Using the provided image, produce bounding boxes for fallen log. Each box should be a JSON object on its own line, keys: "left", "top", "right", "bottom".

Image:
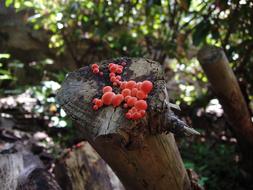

{"left": 57, "top": 57, "right": 196, "bottom": 190}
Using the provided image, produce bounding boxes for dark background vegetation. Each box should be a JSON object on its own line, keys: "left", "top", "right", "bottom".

{"left": 0, "top": 0, "right": 253, "bottom": 189}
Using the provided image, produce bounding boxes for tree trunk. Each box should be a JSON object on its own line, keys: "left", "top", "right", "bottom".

{"left": 57, "top": 58, "right": 191, "bottom": 190}
{"left": 197, "top": 46, "right": 253, "bottom": 179}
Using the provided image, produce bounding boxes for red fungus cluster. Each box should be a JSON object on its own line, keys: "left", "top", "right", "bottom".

{"left": 91, "top": 61, "right": 153, "bottom": 120}
{"left": 91, "top": 63, "right": 103, "bottom": 76}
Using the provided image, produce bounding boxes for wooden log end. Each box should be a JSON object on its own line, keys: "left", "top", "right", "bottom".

{"left": 197, "top": 45, "right": 225, "bottom": 66}
{"left": 56, "top": 57, "right": 167, "bottom": 148}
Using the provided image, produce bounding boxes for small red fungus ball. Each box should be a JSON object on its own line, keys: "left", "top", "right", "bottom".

{"left": 124, "top": 95, "right": 131, "bottom": 101}
{"left": 116, "top": 68, "right": 123, "bottom": 74}
{"left": 134, "top": 100, "right": 148, "bottom": 110}
{"left": 132, "top": 112, "right": 141, "bottom": 120}
{"left": 99, "top": 72, "right": 103, "bottom": 76}
{"left": 136, "top": 90, "right": 147, "bottom": 100}
{"left": 131, "top": 88, "right": 138, "bottom": 97}
{"left": 113, "top": 82, "right": 118, "bottom": 86}
{"left": 110, "top": 65, "right": 118, "bottom": 73}
{"left": 125, "top": 80, "right": 136, "bottom": 89}
{"left": 139, "top": 110, "right": 146, "bottom": 117}
{"left": 127, "top": 108, "right": 133, "bottom": 114}
{"left": 103, "top": 86, "right": 112, "bottom": 93}
{"left": 112, "top": 94, "right": 124, "bottom": 107}
{"left": 93, "top": 68, "right": 99, "bottom": 74}
{"left": 109, "top": 73, "right": 115, "bottom": 77}
{"left": 121, "top": 62, "right": 126, "bottom": 66}
{"left": 75, "top": 142, "right": 84, "bottom": 149}
{"left": 123, "top": 103, "right": 128, "bottom": 108}
{"left": 136, "top": 82, "right": 142, "bottom": 90}
{"left": 127, "top": 97, "right": 137, "bottom": 107}
{"left": 102, "top": 92, "right": 115, "bottom": 105}
{"left": 116, "top": 75, "right": 121, "bottom": 80}
{"left": 95, "top": 99, "right": 103, "bottom": 107}
{"left": 120, "top": 82, "right": 127, "bottom": 89}
{"left": 93, "top": 105, "right": 98, "bottom": 110}
{"left": 92, "top": 98, "right": 99, "bottom": 104}
{"left": 110, "top": 76, "right": 117, "bottom": 82}
{"left": 131, "top": 107, "right": 137, "bottom": 113}
{"left": 108, "top": 63, "right": 114, "bottom": 68}
{"left": 141, "top": 80, "right": 153, "bottom": 94}
{"left": 126, "top": 112, "right": 132, "bottom": 119}
{"left": 91, "top": 64, "right": 99, "bottom": 69}
{"left": 121, "top": 89, "right": 131, "bottom": 97}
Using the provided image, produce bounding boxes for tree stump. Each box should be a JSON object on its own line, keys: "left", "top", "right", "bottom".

{"left": 57, "top": 58, "right": 191, "bottom": 190}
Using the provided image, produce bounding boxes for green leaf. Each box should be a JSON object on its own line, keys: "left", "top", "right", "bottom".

{"left": 0, "top": 75, "right": 12, "bottom": 80}
{"left": 0, "top": 53, "right": 10, "bottom": 59}
{"left": 184, "top": 161, "right": 195, "bottom": 169}
{"left": 0, "top": 69, "right": 13, "bottom": 80}
{"left": 0, "top": 69, "right": 11, "bottom": 75}
{"left": 24, "top": 1, "right": 34, "bottom": 7}
{"left": 5, "top": 0, "right": 13, "bottom": 7}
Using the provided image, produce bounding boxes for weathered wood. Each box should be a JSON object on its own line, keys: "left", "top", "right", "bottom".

{"left": 54, "top": 141, "right": 124, "bottom": 190}
{"left": 0, "top": 146, "right": 61, "bottom": 190}
{"left": 57, "top": 58, "right": 191, "bottom": 190}
{"left": 0, "top": 152, "right": 24, "bottom": 190}
{"left": 197, "top": 46, "right": 253, "bottom": 176}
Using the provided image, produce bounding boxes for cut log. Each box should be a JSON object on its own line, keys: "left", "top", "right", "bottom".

{"left": 57, "top": 58, "right": 192, "bottom": 190}
{"left": 197, "top": 46, "right": 253, "bottom": 177}
{"left": 0, "top": 152, "right": 24, "bottom": 190}
{"left": 54, "top": 141, "right": 124, "bottom": 190}
{"left": 0, "top": 145, "right": 61, "bottom": 190}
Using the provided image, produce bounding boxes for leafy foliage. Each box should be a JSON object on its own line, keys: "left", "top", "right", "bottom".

{"left": 182, "top": 142, "right": 242, "bottom": 189}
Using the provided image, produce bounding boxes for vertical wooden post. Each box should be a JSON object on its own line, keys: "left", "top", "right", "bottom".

{"left": 197, "top": 46, "right": 253, "bottom": 175}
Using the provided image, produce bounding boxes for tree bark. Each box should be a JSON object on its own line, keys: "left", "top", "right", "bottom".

{"left": 57, "top": 58, "right": 191, "bottom": 190}
{"left": 197, "top": 46, "right": 253, "bottom": 177}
